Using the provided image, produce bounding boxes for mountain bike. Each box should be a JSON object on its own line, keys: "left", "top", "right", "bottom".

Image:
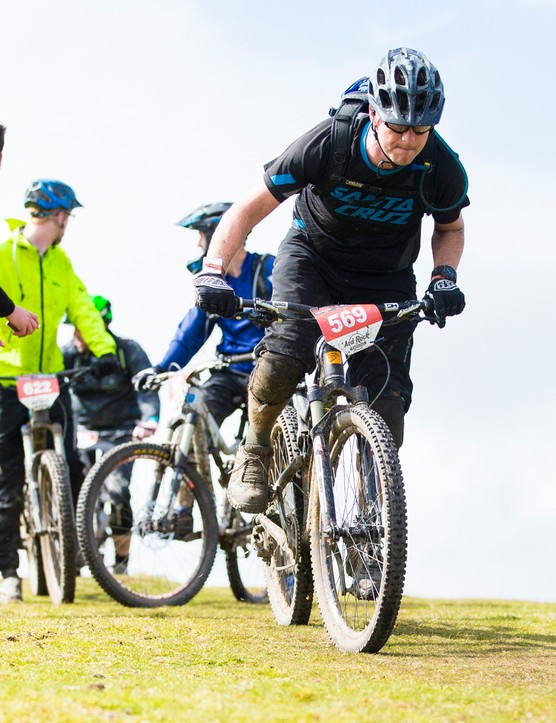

{"left": 76, "top": 352, "right": 268, "bottom": 607}
{"left": 0, "top": 369, "right": 87, "bottom": 604}
{"left": 238, "top": 296, "right": 434, "bottom": 653}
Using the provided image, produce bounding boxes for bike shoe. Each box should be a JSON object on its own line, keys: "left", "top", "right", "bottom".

{"left": 227, "top": 442, "right": 272, "bottom": 513}
{"left": 0, "top": 575, "right": 23, "bottom": 604}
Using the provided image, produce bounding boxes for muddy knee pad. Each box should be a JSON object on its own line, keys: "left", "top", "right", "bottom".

{"left": 249, "top": 352, "right": 305, "bottom": 406}
{"left": 372, "top": 395, "right": 405, "bottom": 449}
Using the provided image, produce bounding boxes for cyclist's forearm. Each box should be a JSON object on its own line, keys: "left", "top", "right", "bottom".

{"left": 206, "top": 181, "right": 280, "bottom": 272}
{"left": 431, "top": 215, "right": 465, "bottom": 270}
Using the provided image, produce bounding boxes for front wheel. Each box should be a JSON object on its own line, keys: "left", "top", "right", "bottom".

{"left": 38, "top": 451, "right": 77, "bottom": 604}
{"left": 310, "top": 405, "right": 407, "bottom": 653}
{"left": 21, "top": 485, "right": 47, "bottom": 596}
{"left": 76, "top": 442, "right": 218, "bottom": 608}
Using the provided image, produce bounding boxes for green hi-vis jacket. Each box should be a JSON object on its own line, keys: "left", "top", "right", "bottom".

{"left": 0, "top": 219, "right": 116, "bottom": 382}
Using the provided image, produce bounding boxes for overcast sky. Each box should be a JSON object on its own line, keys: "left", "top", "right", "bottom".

{"left": 1, "top": 0, "right": 554, "bottom": 603}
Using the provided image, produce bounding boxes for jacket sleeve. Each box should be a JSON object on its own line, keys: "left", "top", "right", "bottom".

{"left": 64, "top": 268, "right": 116, "bottom": 357}
{"left": 120, "top": 337, "right": 160, "bottom": 422}
{"left": 0, "top": 286, "right": 15, "bottom": 317}
{"left": 158, "top": 306, "right": 215, "bottom": 371}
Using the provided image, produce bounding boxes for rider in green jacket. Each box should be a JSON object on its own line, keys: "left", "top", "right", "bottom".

{"left": 0, "top": 180, "right": 118, "bottom": 603}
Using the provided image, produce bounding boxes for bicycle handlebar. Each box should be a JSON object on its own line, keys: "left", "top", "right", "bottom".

{"left": 0, "top": 366, "right": 93, "bottom": 384}
{"left": 145, "top": 351, "right": 257, "bottom": 391}
{"left": 235, "top": 297, "right": 434, "bottom": 324}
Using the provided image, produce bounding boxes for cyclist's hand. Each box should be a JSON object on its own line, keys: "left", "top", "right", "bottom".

{"left": 426, "top": 278, "right": 466, "bottom": 328}
{"left": 93, "top": 353, "right": 121, "bottom": 377}
{"left": 132, "top": 419, "right": 158, "bottom": 440}
{"left": 6, "top": 306, "right": 40, "bottom": 337}
{"left": 194, "top": 272, "right": 238, "bottom": 318}
{"left": 132, "top": 366, "right": 162, "bottom": 392}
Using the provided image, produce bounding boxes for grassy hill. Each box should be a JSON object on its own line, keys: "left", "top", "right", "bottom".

{"left": 0, "top": 580, "right": 554, "bottom": 722}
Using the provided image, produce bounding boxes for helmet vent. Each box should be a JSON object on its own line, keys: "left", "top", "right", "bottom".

{"left": 417, "top": 67, "right": 428, "bottom": 87}
{"left": 377, "top": 69, "right": 386, "bottom": 85}
{"left": 396, "top": 89, "right": 409, "bottom": 112}
{"left": 379, "top": 89, "right": 392, "bottom": 108}
{"left": 394, "top": 66, "right": 407, "bottom": 86}
{"left": 434, "top": 71, "right": 441, "bottom": 88}
{"left": 430, "top": 91, "right": 441, "bottom": 110}
{"left": 415, "top": 91, "right": 427, "bottom": 114}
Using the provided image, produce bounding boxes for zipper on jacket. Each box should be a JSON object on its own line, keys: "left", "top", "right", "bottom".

{"left": 39, "top": 255, "right": 45, "bottom": 372}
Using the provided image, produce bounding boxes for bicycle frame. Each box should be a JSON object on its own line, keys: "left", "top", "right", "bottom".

{"left": 146, "top": 353, "right": 253, "bottom": 531}
{"left": 244, "top": 296, "right": 430, "bottom": 549}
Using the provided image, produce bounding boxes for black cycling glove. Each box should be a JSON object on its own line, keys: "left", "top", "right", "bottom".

{"left": 194, "top": 272, "right": 238, "bottom": 318}
{"left": 93, "top": 353, "right": 121, "bottom": 377}
{"left": 132, "top": 366, "right": 163, "bottom": 392}
{"left": 426, "top": 278, "right": 466, "bottom": 328}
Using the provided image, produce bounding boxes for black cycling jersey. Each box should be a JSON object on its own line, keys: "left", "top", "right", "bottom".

{"left": 263, "top": 115, "right": 469, "bottom": 275}
{"left": 0, "top": 286, "right": 15, "bottom": 317}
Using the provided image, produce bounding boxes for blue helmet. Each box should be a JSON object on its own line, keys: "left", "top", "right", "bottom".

{"left": 24, "top": 179, "right": 83, "bottom": 217}
{"left": 177, "top": 202, "right": 232, "bottom": 238}
{"left": 368, "top": 48, "right": 445, "bottom": 127}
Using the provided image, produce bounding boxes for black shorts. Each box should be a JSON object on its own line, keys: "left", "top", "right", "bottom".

{"left": 201, "top": 369, "right": 250, "bottom": 427}
{"left": 261, "top": 229, "right": 418, "bottom": 409}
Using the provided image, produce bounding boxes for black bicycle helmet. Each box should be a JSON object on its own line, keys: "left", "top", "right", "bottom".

{"left": 368, "top": 47, "right": 445, "bottom": 127}
{"left": 24, "top": 179, "right": 83, "bottom": 218}
{"left": 177, "top": 202, "right": 232, "bottom": 239}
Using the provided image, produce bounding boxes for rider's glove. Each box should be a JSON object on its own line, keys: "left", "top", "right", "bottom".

{"left": 426, "top": 278, "right": 466, "bottom": 328}
{"left": 194, "top": 271, "right": 238, "bottom": 318}
{"left": 93, "top": 353, "right": 121, "bottom": 378}
{"left": 132, "top": 366, "right": 163, "bottom": 392}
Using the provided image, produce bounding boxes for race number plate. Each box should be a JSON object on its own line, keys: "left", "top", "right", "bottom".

{"left": 311, "top": 304, "right": 383, "bottom": 356}
{"left": 16, "top": 375, "right": 60, "bottom": 411}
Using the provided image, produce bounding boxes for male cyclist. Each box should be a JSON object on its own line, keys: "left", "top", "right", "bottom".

{"left": 194, "top": 48, "right": 469, "bottom": 515}
{"left": 134, "top": 202, "right": 274, "bottom": 428}
{"left": 62, "top": 295, "right": 160, "bottom": 572}
{"left": 0, "top": 180, "right": 119, "bottom": 603}
{"left": 0, "top": 125, "right": 40, "bottom": 344}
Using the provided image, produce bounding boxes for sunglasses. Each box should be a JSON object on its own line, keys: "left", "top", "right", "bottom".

{"left": 385, "top": 122, "right": 433, "bottom": 136}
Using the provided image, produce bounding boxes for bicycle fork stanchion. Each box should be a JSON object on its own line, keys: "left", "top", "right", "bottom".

{"left": 21, "top": 426, "right": 43, "bottom": 534}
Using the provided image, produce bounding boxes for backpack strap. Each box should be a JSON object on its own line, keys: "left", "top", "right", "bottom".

{"left": 328, "top": 94, "right": 368, "bottom": 184}
{"left": 251, "top": 253, "right": 272, "bottom": 300}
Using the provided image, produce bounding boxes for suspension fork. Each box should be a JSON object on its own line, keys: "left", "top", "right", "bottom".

{"left": 21, "top": 424, "right": 43, "bottom": 534}
{"left": 307, "top": 340, "right": 348, "bottom": 540}
{"left": 151, "top": 413, "right": 197, "bottom": 525}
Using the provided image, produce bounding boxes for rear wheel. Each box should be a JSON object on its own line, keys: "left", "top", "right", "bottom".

{"left": 76, "top": 442, "right": 218, "bottom": 607}
{"left": 310, "top": 405, "right": 407, "bottom": 653}
{"left": 265, "top": 406, "right": 313, "bottom": 625}
{"left": 38, "top": 451, "right": 77, "bottom": 604}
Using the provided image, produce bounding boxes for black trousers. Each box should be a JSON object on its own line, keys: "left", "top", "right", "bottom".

{"left": 201, "top": 369, "right": 250, "bottom": 427}
{"left": 0, "top": 386, "right": 84, "bottom": 575}
{"left": 261, "top": 232, "right": 417, "bottom": 411}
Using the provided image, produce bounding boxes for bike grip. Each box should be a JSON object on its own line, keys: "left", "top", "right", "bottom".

{"left": 422, "top": 296, "right": 434, "bottom": 313}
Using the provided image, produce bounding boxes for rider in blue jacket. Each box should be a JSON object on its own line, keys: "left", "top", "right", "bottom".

{"left": 134, "top": 202, "right": 274, "bottom": 426}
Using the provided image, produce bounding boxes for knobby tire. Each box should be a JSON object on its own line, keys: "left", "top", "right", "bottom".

{"left": 310, "top": 405, "right": 407, "bottom": 653}
{"left": 38, "top": 450, "right": 77, "bottom": 604}
{"left": 265, "top": 405, "right": 313, "bottom": 625}
{"left": 76, "top": 441, "right": 218, "bottom": 608}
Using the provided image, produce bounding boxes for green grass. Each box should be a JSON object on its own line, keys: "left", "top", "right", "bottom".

{"left": 0, "top": 580, "right": 555, "bottom": 722}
